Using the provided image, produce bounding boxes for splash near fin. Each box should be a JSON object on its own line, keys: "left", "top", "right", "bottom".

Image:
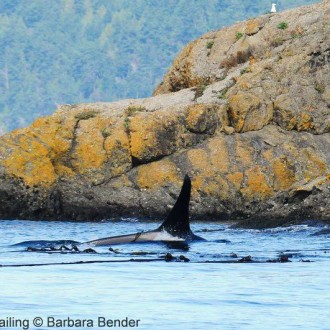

{"left": 158, "top": 175, "right": 193, "bottom": 239}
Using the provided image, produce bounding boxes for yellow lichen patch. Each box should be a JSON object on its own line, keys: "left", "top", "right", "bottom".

{"left": 136, "top": 159, "right": 180, "bottom": 189}
{"left": 129, "top": 110, "right": 182, "bottom": 163}
{"left": 208, "top": 137, "right": 229, "bottom": 172}
{"left": 249, "top": 56, "right": 256, "bottom": 65}
{"left": 228, "top": 91, "right": 261, "bottom": 132}
{"left": 71, "top": 116, "right": 107, "bottom": 174}
{"left": 129, "top": 112, "right": 158, "bottom": 160}
{"left": 2, "top": 138, "right": 56, "bottom": 186}
{"left": 302, "top": 148, "right": 327, "bottom": 180}
{"left": 109, "top": 175, "right": 132, "bottom": 189}
{"left": 55, "top": 115, "right": 80, "bottom": 141}
{"left": 31, "top": 115, "right": 74, "bottom": 150}
{"left": 241, "top": 166, "right": 273, "bottom": 199}
{"left": 191, "top": 175, "right": 205, "bottom": 193}
{"left": 236, "top": 78, "right": 252, "bottom": 90}
{"left": 204, "top": 181, "right": 219, "bottom": 196}
{"left": 104, "top": 126, "right": 131, "bottom": 173}
{"left": 192, "top": 174, "right": 229, "bottom": 199}
{"left": 235, "top": 137, "right": 253, "bottom": 167}
{"left": 185, "top": 104, "right": 219, "bottom": 133}
{"left": 282, "top": 142, "right": 299, "bottom": 158}
{"left": 272, "top": 157, "right": 296, "bottom": 191}
{"left": 227, "top": 172, "right": 244, "bottom": 190}
{"left": 0, "top": 113, "right": 83, "bottom": 186}
{"left": 217, "top": 176, "right": 230, "bottom": 199}
{"left": 186, "top": 148, "right": 214, "bottom": 191}
{"left": 244, "top": 18, "right": 262, "bottom": 35}
{"left": 296, "top": 112, "right": 312, "bottom": 131}
{"left": 263, "top": 149, "right": 273, "bottom": 162}
{"left": 185, "top": 104, "right": 208, "bottom": 131}
{"left": 53, "top": 164, "right": 75, "bottom": 177}
{"left": 204, "top": 176, "right": 229, "bottom": 198}
{"left": 187, "top": 148, "right": 208, "bottom": 168}
{"left": 186, "top": 145, "right": 230, "bottom": 198}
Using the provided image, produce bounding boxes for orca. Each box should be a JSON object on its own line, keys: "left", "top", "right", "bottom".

{"left": 87, "top": 175, "right": 205, "bottom": 246}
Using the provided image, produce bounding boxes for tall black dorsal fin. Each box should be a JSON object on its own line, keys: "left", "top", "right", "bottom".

{"left": 158, "top": 175, "right": 192, "bottom": 238}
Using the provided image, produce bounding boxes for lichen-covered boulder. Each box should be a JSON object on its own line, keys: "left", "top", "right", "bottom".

{"left": 0, "top": 0, "right": 329, "bottom": 227}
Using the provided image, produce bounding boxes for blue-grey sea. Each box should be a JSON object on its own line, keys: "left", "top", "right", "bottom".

{"left": 0, "top": 219, "right": 330, "bottom": 330}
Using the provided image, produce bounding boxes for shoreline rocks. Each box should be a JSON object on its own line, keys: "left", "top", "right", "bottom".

{"left": 0, "top": 1, "right": 329, "bottom": 228}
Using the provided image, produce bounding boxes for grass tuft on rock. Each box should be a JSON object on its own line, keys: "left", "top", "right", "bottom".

{"left": 75, "top": 110, "right": 98, "bottom": 120}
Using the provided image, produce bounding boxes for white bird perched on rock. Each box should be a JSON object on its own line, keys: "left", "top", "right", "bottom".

{"left": 271, "top": 3, "right": 277, "bottom": 13}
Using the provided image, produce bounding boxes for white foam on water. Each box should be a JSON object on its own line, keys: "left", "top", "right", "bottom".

{"left": 153, "top": 230, "right": 185, "bottom": 241}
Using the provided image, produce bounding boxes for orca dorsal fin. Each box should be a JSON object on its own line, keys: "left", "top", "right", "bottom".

{"left": 158, "top": 175, "right": 192, "bottom": 238}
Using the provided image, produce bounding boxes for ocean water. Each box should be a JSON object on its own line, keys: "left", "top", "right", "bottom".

{"left": 0, "top": 219, "right": 330, "bottom": 330}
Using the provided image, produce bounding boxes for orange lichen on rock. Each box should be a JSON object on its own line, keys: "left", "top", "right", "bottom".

{"left": 187, "top": 148, "right": 209, "bottom": 170}
{"left": 104, "top": 125, "right": 131, "bottom": 175}
{"left": 129, "top": 109, "right": 182, "bottom": 163}
{"left": 136, "top": 159, "right": 181, "bottom": 189}
{"left": 71, "top": 116, "right": 107, "bottom": 174}
{"left": 108, "top": 175, "right": 132, "bottom": 189}
{"left": 186, "top": 148, "right": 215, "bottom": 192}
{"left": 241, "top": 166, "right": 273, "bottom": 199}
{"left": 243, "top": 18, "right": 264, "bottom": 35}
{"left": 272, "top": 157, "right": 296, "bottom": 191}
{"left": 2, "top": 134, "right": 57, "bottom": 186}
{"left": 227, "top": 172, "right": 244, "bottom": 190}
{"left": 185, "top": 104, "right": 219, "bottom": 134}
{"left": 1, "top": 114, "right": 81, "bottom": 186}
{"left": 208, "top": 137, "right": 230, "bottom": 172}
{"left": 263, "top": 149, "right": 273, "bottom": 162}
{"left": 30, "top": 116, "right": 74, "bottom": 155}
{"left": 228, "top": 91, "right": 261, "bottom": 132}
{"left": 282, "top": 142, "right": 299, "bottom": 159}
{"left": 186, "top": 140, "right": 231, "bottom": 199}
{"left": 296, "top": 112, "right": 313, "bottom": 131}
{"left": 205, "top": 176, "right": 229, "bottom": 198}
{"left": 235, "top": 137, "right": 253, "bottom": 168}
{"left": 302, "top": 148, "right": 327, "bottom": 180}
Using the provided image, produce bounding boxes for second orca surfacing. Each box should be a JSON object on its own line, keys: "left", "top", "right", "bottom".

{"left": 86, "top": 175, "right": 205, "bottom": 246}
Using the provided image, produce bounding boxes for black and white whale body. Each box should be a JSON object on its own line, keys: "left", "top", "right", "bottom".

{"left": 87, "top": 175, "right": 204, "bottom": 246}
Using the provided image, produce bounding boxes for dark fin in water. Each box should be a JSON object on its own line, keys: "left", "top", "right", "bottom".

{"left": 158, "top": 175, "right": 201, "bottom": 240}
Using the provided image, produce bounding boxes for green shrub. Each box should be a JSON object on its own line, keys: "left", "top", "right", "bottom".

{"left": 315, "top": 83, "right": 325, "bottom": 93}
{"left": 240, "top": 67, "right": 251, "bottom": 75}
{"left": 193, "top": 84, "right": 207, "bottom": 99}
{"left": 124, "top": 117, "right": 130, "bottom": 132}
{"left": 236, "top": 32, "right": 244, "bottom": 40}
{"left": 277, "top": 22, "right": 288, "bottom": 30}
{"left": 101, "top": 128, "right": 111, "bottom": 138}
{"left": 206, "top": 41, "right": 214, "bottom": 49}
{"left": 126, "top": 106, "right": 146, "bottom": 116}
{"left": 218, "top": 88, "right": 228, "bottom": 99}
{"left": 75, "top": 110, "right": 98, "bottom": 120}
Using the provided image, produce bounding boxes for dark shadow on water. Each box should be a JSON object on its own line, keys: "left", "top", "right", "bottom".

{"left": 213, "top": 239, "right": 231, "bottom": 243}
{"left": 163, "top": 241, "right": 190, "bottom": 250}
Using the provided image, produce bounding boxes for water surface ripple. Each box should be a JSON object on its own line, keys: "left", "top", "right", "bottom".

{"left": 1, "top": 220, "right": 330, "bottom": 330}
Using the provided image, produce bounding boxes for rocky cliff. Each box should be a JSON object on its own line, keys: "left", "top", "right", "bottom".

{"left": 0, "top": 0, "right": 329, "bottom": 227}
